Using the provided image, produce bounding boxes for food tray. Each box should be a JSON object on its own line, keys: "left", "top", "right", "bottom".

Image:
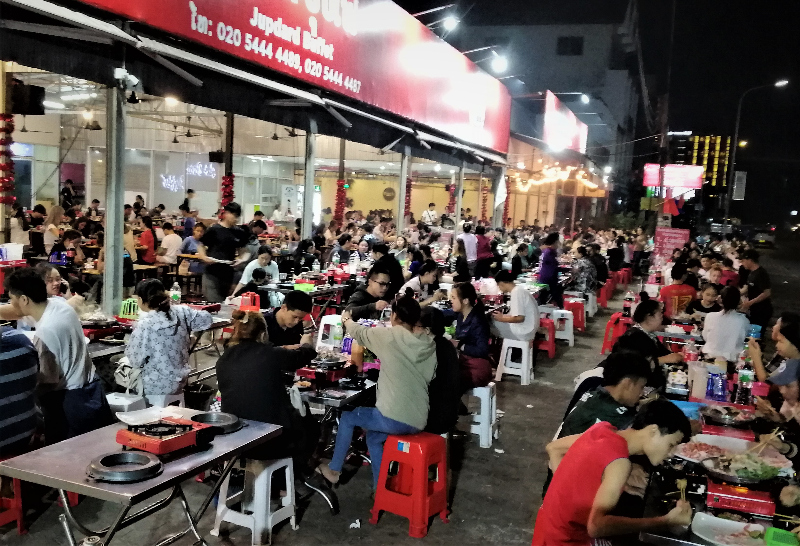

{"left": 691, "top": 512, "right": 765, "bottom": 546}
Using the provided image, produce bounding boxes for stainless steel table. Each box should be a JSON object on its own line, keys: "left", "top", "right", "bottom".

{"left": 301, "top": 382, "right": 376, "bottom": 408}
{"left": 188, "top": 316, "right": 233, "bottom": 356}
{"left": 0, "top": 420, "right": 281, "bottom": 546}
{"left": 88, "top": 341, "right": 126, "bottom": 360}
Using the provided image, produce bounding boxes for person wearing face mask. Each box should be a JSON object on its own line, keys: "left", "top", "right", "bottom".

{"left": 399, "top": 260, "right": 446, "bottom": 307}
{"left": 535, "top": 399, "right": 693, "bottom": 546}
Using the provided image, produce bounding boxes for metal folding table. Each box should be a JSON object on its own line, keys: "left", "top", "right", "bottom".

{"left": 0, "top": 420, "right": 281, "bottom": 546}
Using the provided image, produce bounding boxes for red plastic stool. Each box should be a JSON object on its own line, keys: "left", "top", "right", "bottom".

{"left": 621, "top": 267, "right": 633, "bottom": 285}
{"left": 600, "top": 312, "right": 634, "bottom": 354}
{"left": 564, "top": 299, "right": 585, "bottom": 332}
{"left": 534, "top": 317, "right": 557, "bottom": 359}
{"left": 0, "top": 476, "right": 24, "bottom": 534}
{"left": 370, "top": 432, "right": 449, "bottom": 538}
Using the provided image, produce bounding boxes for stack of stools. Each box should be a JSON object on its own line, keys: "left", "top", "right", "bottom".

{"left": 620, "top": 267, "right": 633, "bottom": 285}
{"left": 464, "top": 382, "right": 499, "bottom": 448}
{"left": 600, "top": 312, "right": 634, "bottom": 354}
{"left": 211, "top": 457, "right": 298, "bottom": 545}
{"left": 563, "top": 298, "right": 586, "bottom": 332}
{"left": 534, "top": 317, "right": 557, "bottom": 359}
{"left": 370, "top": 433, "right": 449, "bottom": 538}
{"left": 540, "top": 307, "right": 575, "bottom": 347}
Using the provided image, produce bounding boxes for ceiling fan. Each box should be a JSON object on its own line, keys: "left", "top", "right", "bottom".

{"left": 18, "top": 115, "right": 53, "bottom": 134}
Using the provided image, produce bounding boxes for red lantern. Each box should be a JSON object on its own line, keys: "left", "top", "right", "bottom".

{"left": 334, "top": 179, "right": 347, "bottom": 223}
{"left": 218, "top": 173, "right": 235, "bottom": 218}
{"left": 445, "top": 184, "right": 456, "bottom": 214}
{"left": 503, "top": 179, "right": 511, "bottom": 227}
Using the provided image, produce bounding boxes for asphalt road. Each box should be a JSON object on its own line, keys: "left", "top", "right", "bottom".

{"left": 761, "top": 242, "right": 800, "bottom": 319}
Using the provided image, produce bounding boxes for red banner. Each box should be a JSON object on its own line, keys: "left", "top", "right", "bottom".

{"left": 73, "top": 0, "right": 511, "bottom": 154}
{"left": 543, "top": 91, "right": 587, "bottom": 154}
{"left": 653, "top": 227, "right": 690, "bottom": 261}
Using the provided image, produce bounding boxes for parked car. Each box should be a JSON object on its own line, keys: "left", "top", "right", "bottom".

{"left": 752, "top": 225, "right": 776, "bottom": 248}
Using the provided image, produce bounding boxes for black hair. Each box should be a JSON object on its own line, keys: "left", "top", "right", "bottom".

{"left": 740, "top": 249, "right": 760, "bottom": 262}
{"left": 722, "top": 257, "right": 734, "bottom": 268}
{"left": 33, "top": 204, "right": 47, "bottom": 215}
{"left": 251, "top": 220, "right": 267, "bottom": 231}
{"left": 453, "top": 282, "right": 489, "bottom": 326}
{"left": 720, "top": 286, "right": 740, "bottom": 312}
{"left": 380, "top": 217, "right": 391, "bottom": 223}
{"left": 631, "top": 398, "right": 692, "bottom": 443}
{"left": 295, "top": 239, "right": 314, "bottom": 256}
{"left": 419, "top": 306, "right": 445, "bottom": 337}
{"left": 699, "top": 282, "right": 719, "bottom": 295}
{"left": 475, "top": 225, "right": 486, "bottom": 235}
{"left": 671, "top": 263, "right": 687, "bottom": 281}
{"left": 179, "top": 204, "right": 190, "bottom": 213}
{"left": 372, "top": 243, "right": 390, "bottom": 255}
{"left": 417, "top": 259, "right": 439, "bottom": 278}
{"left": 124, "top": 204, "right": 132, "bottom": 210}
{"left": 363, "top": 224, "right": 374, "bottom": 233}
{"left": 34, "top": 262, "right": 59, "bottom": 282}
{"left": 576, "top": 246, "right": 588, "bottom": 257}
{"left": 257, "top": 245, "right": 273, "bottom": 257}
{"left": 135, "top": 278, "right": 171, "bottom": 318}
{"left": 162, "top": 222, "right": 174, "bottom": 231}
{"left": 284, "top": 290, "right": 313, "bottom": 313}
{"left": 338, "top": 233, "right": 352, "bottom": 246}
{"left": 96, "top": 231, "right": 105, "bottom": 247}
{"left": 601, "top": 352, "right": 653, "bottom": 387}
{"left": 495, "top": 270, "right": 517, "bottom": 284}
{"left": 633, "top": 297, "right": 661, "bottom": 324}
{"left": 428, "top": 202, "right": 436, "bottom": 207}
{"left": 187, "top": 188, "right": 195, "bottom": 194}
{"left": 419, "top": 244, "right": 432, "bottom": 259}
{"left": 367, "top": 263, "right": 391, "bottom": 280}
{"left": 394, "top": 291, "right": 421, "bottom": 326}
{"left": 462, "top": 223, "right": 472, "bottom": 233}
{"left": 62, "top": 229, "right": 81, "bottom": 242}
{"left": 141, "top": 215, "right": 157, "bottom": 247}
{"left": 64, "top": 179, "right": 73, "bottom": 185}
{"left": 251, "top": 268, "right": 267, "bottom": 282}
{"left": 779, "top": 313, "right": 800, "bottom": 350}
{"left": 686, "top": 258, "right": 701, "bottom": 269}
{"left": 224, "top": 202, "right": 242, "bottom": 217}
{"left": 253, "top": 210, "right": 264, "bottom": 217}
{"left": 157, "top": 204, "right": 165, "bottom": 210}
{"left": 544, "top": 232, "right": 559, "bottom": 246}
{"left": 92, "top": 199, "right": 100, "bottom": 204}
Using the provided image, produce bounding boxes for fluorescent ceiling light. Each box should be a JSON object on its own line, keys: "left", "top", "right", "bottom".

{"left": 43, "top": 101, "right": 65, "bottom": 109}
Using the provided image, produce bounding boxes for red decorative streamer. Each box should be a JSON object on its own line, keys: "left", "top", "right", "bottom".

{"left": 0, "top": 114, "right": 16, "bottom": 206}
{"left": 334, "top": 179, "right": 347, "bottom": 223}
{"left": 218, "top": 172, "right": 235, "bottom": 218}
{"left": 503, "top": 178, "right": 511, "bottom": 227}
{"left": 445, "top": 184, "right": 456, "bottom": 214}
{"left": 480, "top": 184, "right": 489, "bottom": 222}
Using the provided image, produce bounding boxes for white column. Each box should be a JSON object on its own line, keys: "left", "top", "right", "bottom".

{"left": 396, "top": 148, "right": 410, "bottom": 233}
{"left": 102, "top": 85, "right": 126, "bottom": 316}
{"left": 301, "top": 121, "right": 316, "bottom": 239}
{"left": 454, "top": 162, "right": 465, "bottom": 234}
{"left": 492, "top": 166, "right": 507, "bottom": 229}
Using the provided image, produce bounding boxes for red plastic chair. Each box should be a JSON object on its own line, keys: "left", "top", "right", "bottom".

{"left": 597, "top": 282, "right": 614, "bottom": 309}
{"left": 0, "top": 474, "right": 24, "bottom": 534}
{"left": 564, "top": 299, "right": 585, "bottom": 332}
{"left": 621, "top": 267, "right": 633, "bottom": 285}
{"left": 370, "top": 432, "right": 449, "bottom": 538}
{"left": 534, "top": 318, "right": 557, "bottom": 359}
{"left": 600, "top": 312, "right": 634, "bottom": 354}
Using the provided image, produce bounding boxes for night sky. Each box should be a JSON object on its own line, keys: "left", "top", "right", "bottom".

{"left": 396, "top": 0, "right": 800, "bottom": 224}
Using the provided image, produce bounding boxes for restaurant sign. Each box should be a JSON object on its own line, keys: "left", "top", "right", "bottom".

{"left": 653, "top": 227, "right": 690, "bottom": 260}
{"left": 73, "top": 0, "right": 512, "bottom": 154}
{"left": 643, "top": 164, "right": 704, "bottom": 189}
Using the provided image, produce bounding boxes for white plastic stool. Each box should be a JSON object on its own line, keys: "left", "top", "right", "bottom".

{"left": 316, "top": 314, "right": 342, "bottom": 350}
{"left": 464, "top": 383, "right": 499, "bottom": 448}
{"left": 494, "top": 338, "right": 534, "bottom": 385}
{"left": 211, "top": 458, "right": 298, "bottom": 545}
{"left": 549, "top": 309, "right": 574, "bottom": 347}
{"left": 144, "top": 393, "right": 185, "bottom": 408}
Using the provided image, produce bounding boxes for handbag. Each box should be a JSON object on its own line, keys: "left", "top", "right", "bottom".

{"left": 114, "top": 357, "right": 144, "bottom": 396}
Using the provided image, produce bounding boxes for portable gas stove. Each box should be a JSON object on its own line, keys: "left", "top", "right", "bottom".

{"left": 116, "top": 417, "right": 217, "bottom": 455}
{"left": 186, "top": 301, "right": 221, "bottom": 313}
{"left": 706, "top": 482, "right": 776, "bottom": 517}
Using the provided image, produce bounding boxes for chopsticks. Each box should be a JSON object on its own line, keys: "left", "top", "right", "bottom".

{"left": 676, "top": 479, "right": 687, "bottom": 502}
{"left": 746, "top": 428, "right": 781, "bottom": 455}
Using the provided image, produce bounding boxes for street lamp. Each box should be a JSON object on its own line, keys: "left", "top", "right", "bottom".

{"left": 723, "top": 79, "right": 789, "bottom": 231}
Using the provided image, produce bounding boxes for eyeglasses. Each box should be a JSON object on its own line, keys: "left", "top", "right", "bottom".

{"left": 371, "top": 280, "right": 390, "bottom": 287}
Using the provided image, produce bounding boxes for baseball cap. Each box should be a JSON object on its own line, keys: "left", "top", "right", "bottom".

{"left": 739, "top": 249, "right": 760, "bottom": 262}
{"left": 768, "top": 359, "right": 800, "bottom": 386}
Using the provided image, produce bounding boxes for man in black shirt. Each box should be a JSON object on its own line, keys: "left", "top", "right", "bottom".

{"left": 198, "top": 202, "right": 248, "bottom": 302}
{"left": 29, "top": 204, "right": 46, "bottom": 228}
{"left": 336, "top": 234, "right": 354, "bottom": 263}
{"left": 371, "top": 243, "right": 404, "bottom": 300}
{"left": 740, "top": 249, "right": 772, "bottom": 333}
{"left": 60, "top": 179, "right": 75, "bottom": 210}
{"left": 263, "top": 290, "right": 313, "bottom": 348}
{"left": 684, "top": 258, "right": 702, "bottom": 291}
{"left": 346, "top": 264, "right": 390, "bottom": 320}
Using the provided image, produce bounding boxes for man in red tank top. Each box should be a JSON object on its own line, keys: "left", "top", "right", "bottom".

{"left": 532, "top": 399, "right": 692, "bottom": 546}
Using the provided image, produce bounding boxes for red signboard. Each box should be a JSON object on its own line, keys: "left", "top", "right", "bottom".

{"left": 542, "top": 91, "right": 588, "bottom": 154}
{"left": 72, "top": 0, "right": 511, "bottom": 154}
{"left": 653, "top": 227, "right": 690, "bottom": 261}
{"left": 643, "top": 164, "right": 704, "bottom": 189}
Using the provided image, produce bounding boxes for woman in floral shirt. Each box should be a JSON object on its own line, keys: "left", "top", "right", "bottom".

{"left": 125, "top": 279, "right": 213, "bottom": 395}
{"left": 573, "top": 246, "right": 597, "bottom": 296}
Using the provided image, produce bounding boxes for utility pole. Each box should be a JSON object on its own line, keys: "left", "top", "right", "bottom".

{"left": 657, "top": 0, "right": 677, "bottom": 227}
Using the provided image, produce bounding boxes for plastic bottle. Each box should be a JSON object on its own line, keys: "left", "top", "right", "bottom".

{"left": 683, "top": 339, "right": 699, "bottom": 363}
{"left": 332, "top": 321, "right": 343, "bottom": 349}
{"left": 169, "top": 282, "right": 181, "bottom": 303}
{"left": 332, "top": 252, "right": 340, "bottom": 266}
{"left": 622, "top": 290, "right": 635, "bottom": 318}
{"left": 735, "top": 343, "right": 755, "bottom": 405}
{"left": 312, "top": 259, "right": 320, "bottom": 273}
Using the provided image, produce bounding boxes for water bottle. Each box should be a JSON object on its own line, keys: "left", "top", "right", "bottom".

{"left": 735, "top": 345, "right": 755, "bottom": 405}
{"left": 705, "top": 366, "right": 717, "bottom": 400}
{"left": 169, "top": 282, "right": 181, "bottom": 303}
{"left": 332, "top": 321, "right": 343, "bottom": 349}
{"left": 332, "top": 253, "right": 340, "bottom": 267}
{"left": 312, "top": 259, "right": 320, "bottom": 273}
{"left": 622, "top": 290, "right": 634, "bottom": 318}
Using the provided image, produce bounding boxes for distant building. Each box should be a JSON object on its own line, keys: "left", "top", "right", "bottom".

{"left": 458, "top": 0, "right": 645, "bottom": 199}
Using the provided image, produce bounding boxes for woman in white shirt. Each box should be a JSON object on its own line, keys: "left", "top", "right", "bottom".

{"left": 125, "top": 279, "right": 213, "bottom": 396}
{"left": 43, "top": 205, "right": 64, "bottom": 254}
{"left": 399, "top": 260, "right": 445, "bottom": 307}
{"left": 703, "top": 286, "right": 751, "bottom": 362}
